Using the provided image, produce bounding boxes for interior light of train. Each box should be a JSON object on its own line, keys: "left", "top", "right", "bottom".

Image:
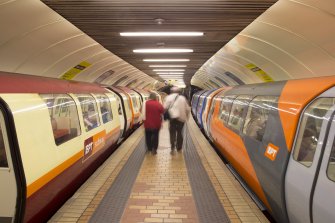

{"left": 143, "top": 59, "right": 190, "bottom": 62}
{"left": 149, "top": 65, "right": 187, "bottom": 67}
{"left": 133, "top": 49, "right": 193, "bottom": 53}
{"left": 120, "top": 32, "right": 203, "bottom": 36}
{"left": 153, "top": 69, "right": 185, "bottom": 72}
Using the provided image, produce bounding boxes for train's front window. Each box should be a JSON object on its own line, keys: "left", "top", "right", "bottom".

{"left": 293, "top": 98, "right": 334, "bottom": 167}
{"left": 0, "top": 122, "right": 8, "bottom": 168}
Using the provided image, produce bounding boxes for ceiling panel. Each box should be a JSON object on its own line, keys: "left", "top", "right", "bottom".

{"left": 42, "top": 0, "right": 277, "bottom": 85}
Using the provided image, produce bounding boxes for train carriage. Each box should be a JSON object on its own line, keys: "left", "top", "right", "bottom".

{"left": 191, "top": 90, "right": 206, "bottom": 116}
{"left": 108, "top": 86, "right": 133, "bottom": 137}
{"left": 0, "top": 72, "right": 123, "bottom": 223}
{"left": 194, "top": 76, "right": 335, "bottom": 223}
{"left": 201, "top": 88, "right": 227, "bottom": 138}
{"left": 116, "top": 87, "right": 142, "bottom": 128}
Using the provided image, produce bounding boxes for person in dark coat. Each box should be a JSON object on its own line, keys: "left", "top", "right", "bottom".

{"left": 142, "top": 92, "right": 164, "bottom": 154}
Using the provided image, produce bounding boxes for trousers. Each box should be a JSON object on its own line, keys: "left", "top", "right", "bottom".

{"left": 145, "top": 128, "right": 159, "bottom": 151}
{"left": 169, "top": 118, "right": 185, "bottom": 150}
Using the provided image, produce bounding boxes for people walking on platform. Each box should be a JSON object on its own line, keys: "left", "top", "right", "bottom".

{"left": 142, "top": 92, "right": 164, "bottom": 155}
{"left": 164, "top": 86, "right": 191, "bottom": 153}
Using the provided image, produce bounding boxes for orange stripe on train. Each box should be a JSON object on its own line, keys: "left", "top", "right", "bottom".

{"left": 26, "top": 127, "right": 120, "bottom": 197}
{"left": 278, "top": 76, "right": 335, "bottom": 151}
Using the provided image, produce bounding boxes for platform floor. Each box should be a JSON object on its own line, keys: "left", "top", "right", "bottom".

{"left": 49, "top": 118, "right": 269, "bottom": 223}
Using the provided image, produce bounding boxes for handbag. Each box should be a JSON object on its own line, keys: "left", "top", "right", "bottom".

{"left": 164, "top": 95, "right": 178, "bottom": 121}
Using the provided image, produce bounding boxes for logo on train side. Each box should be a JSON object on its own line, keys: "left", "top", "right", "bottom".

{"left": 265, "top": 143, "right": 279, "bottom": 161}
{"left": 83, "top": 130, "right": 106, "bottom": 162}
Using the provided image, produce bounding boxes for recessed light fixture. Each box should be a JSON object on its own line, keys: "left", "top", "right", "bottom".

{"left": 157, "top": 72, "right": 184, "bottom": 75}
{"left": 159, "top": 76, "right": 184, "bottom": 78}
{"left": 149, "top": 65, "right": 187, "bottom": 68}
{"left": 153, "top": 69, "right": 185, "bottom": 72}
{"left": 120, "top": 32, "right": 203, "bottom": 37}
{"left": 133, "top": 49, "right": 193, "bottom": 53}
{"left": 143, "top": 59, "right": 190, "bottom": 62}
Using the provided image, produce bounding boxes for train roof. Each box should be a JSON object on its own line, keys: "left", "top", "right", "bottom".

{"left": 0, "top": 72, "right": 108, "bottom": 94}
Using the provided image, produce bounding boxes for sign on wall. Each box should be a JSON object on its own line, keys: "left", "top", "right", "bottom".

{"left": 60, "top": 61, "right": 91, "bottom": 80}
{"left": 245, "top": 63, "right": 273, "bottom": 82}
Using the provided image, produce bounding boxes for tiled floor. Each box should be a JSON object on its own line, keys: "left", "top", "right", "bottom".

{"left": 49, "top": 119, "right": 269, "bottom": 223}
{"left": 120, "top": 122, "right": 199, "bottom": 223}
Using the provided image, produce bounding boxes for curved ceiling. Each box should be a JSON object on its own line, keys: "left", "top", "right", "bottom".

{"left": 40, "top": 0, "right": 277, "bottom": 87}
{"left": 0, "top": 0, "right": 163, "bottom": 89}
{"left": 1, "top": 0, "right": 333, "bottom": 90}
{"left": 192, "top": 0, "right": 335, "bottom": 89}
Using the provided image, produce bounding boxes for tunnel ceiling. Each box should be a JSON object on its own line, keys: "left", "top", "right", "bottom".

{"left": 42, "top": 0, "right": 277, "bottom": 85}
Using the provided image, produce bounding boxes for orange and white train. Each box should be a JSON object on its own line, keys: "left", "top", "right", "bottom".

{"left": 0, "top": 72, "right": 151, "bottom": 223}
{"left": 192, "top": 76, "right": 335, "bottom": 223}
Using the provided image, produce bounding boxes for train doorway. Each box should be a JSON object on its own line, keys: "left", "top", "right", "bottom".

{"left": 0, "top": 108, "right": 18, "bottom": 222}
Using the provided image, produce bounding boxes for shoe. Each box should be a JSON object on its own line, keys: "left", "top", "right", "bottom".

{"left": 152, "top": 150, "right": 157, "bottom": 155}
{"left": 170, "top": 150, "right": 175, "bottom": 155}
{"left": 177, "top": 148, "right": 182, "bottom": 152}
{"left": 146, "top": 150, "right": 151, "bottom": 154}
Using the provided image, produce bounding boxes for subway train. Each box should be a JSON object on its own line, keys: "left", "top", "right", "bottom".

{"left": 0, "top": 72, "right": 152, "bottom": 223}
{"left": 192, "top": 76, "right": 335, "bottom": 223}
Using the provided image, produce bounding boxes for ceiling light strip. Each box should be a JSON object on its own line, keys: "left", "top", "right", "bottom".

{"left": 149, "top": 65, "right": 187, "bottom": 68}
{"left": 134, "top": 49, "right": 193, "bottom": 53}
{"left": 143, "top": 59, "right": 190, "bottom": 62}
{"left": 153, "top": 69, "right": 185, "bottom": 72}
{"left": 120, "top": 32, "right": 203, "bottom": 37}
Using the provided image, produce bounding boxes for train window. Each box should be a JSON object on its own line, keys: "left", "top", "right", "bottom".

{"left": 228, "top": 96, "right": 252, "bottom": 131}
{"left": 0, "top": 123, "right": 8, "bottom": 168}
{"left": 76, "top": 94, "right": 101, "bottom": 132}
{"left": 293, "top": 98, "right": 334, "bottom": 167}
{"left": 131, "top": 96, "right": 138, "bottom": 111}
{"left": 327, "top": 140, "right": 335, "bottom": 182}
{"left": 219, "top": 95, "right": 236, "bottom": 123}
{"left": 95, "top": 94, "right": 113, "bottom": 124}
{"left": 198, "top": 97, "right": 205, "bottom": 110}
{"left": 40, "top": 94, "right": 81, "bottom": 145}
{"left": 208, "top": 98, "right": 217, "bottom": 122}
{"left": 243, "top": 96, "right": 278, "bottom": 141}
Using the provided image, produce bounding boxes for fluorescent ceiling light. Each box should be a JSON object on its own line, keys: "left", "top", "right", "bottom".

{"left": 120, "top": 32, "right": 203, "bottom": 37}
{"left": 161, "top": 77, "right": 184, "bottom": 81}
{"left": 160, "top": 77, "right": 184, "bottom": 79}
{"left": 149, "top": 65, "right": 187, "bottom": 68}
{"left": 143, "top": 59, "right": 190, "bottom": 62}
{"left": 133, "top": 49, "right": 193, "bottom": 53}
{"left": 153, "top": 69, "right": 185, "bottom": 72}
{"left": 156, "top": 72, "right": 184, "bottom": 75}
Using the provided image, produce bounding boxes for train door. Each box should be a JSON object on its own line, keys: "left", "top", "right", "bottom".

{"left": 312, "top": 102, "right": 335, "bottom": 223}
{"left": 114, "top": 93, "right": 126, "bottom": 139}
{"left": 285, "top": 97, "right": 335, "bottom": 223}
{"left": 0, "top": 109, "right": 18, "bottom": 222}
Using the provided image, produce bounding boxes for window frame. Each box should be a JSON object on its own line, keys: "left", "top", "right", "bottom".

{"left": 227, "top": 95, "right": 252, "bottom": 132}
{"left": 242, "top": 96, "right": 278, "bottom": 142}
{"left": 40, "top": 93, "right": 82, "bottom": 146}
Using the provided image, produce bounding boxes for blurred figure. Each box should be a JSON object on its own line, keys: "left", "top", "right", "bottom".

{"left": 164, "top": 86, "right": 190, "bottom": 153}
{"left": 142, "top": 92, "right": 164, "bottom": 155}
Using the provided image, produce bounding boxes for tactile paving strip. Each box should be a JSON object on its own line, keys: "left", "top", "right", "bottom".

{"left": 183, "top": 125, "right": 231, "bottom": 223}
{"left": 89, "top": 138, "right": 146, "bottom": 223}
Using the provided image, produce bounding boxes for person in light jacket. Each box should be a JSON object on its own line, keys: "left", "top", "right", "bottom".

{"left": 164, "top": 87, "right": 190, "bottom": 153}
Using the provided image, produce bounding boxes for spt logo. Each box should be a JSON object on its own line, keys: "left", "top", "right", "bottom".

{"left": 265, "top": 143, "right": 279, "bottom": 161}
{"left": 83, "top": 137, "right": 94, "bottom": 161}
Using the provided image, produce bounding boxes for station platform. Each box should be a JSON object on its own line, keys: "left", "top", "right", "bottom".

{"left": 48, "top": 118, "right": 269, "bottom": 223}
